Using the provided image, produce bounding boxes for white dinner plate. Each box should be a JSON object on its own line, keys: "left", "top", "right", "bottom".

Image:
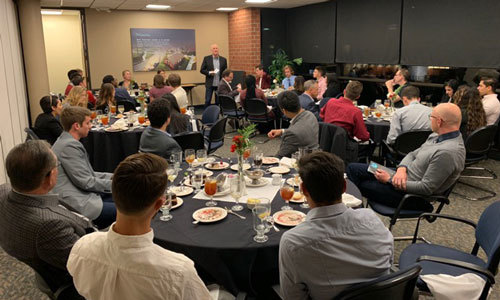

{"left": 269, "top": 166, "right": 290, "bottom": 174}
{"left": 286, "top": 177, "right": 300, "bottom": 187}
{"left": 192, "top": 207, "right": 227, "bottom": 223}
{"left": 245, "top": 177, "right": 270, "bottom": 187}
{"left": 169, "top": 186, "right": 194, "bottom": 196}
{"left": 205, "top": 162, "right": 230, "bottom": 171}
{"left": 104, "top": 127, "right": 128, "bottom": 132}
{"left": 273, "top": 210, "right": 306, "bottom": 227}
{"left": 262, "top": 157, "right": 280, "bottom": 164}
{"left": 289, "top": 192, "right": 305, "bottom": 203}
{"left": 230, "top": 163, "right": 251, "bottom": 171}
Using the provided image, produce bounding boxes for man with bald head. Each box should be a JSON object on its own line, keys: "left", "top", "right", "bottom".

{"left": 200, "top": 44, "right": 227, "bottom": 108}
{"left": 347, "top": 103, "right": 465, "bottom": 210}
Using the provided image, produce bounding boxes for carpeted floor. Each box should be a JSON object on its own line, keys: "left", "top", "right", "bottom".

{"left": 1, "top": 129, "right": 499, "bottom": 299}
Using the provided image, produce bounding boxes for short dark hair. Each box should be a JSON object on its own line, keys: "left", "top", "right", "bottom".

{"left": 112, "top": 153, "right": 168, "bottom": 215}
{"left": 401, "top": 85, "right": 420, "bottom": 100}
{"left": 147, "top": 98, "right": 171, "bottom": 128}
{"left": 102, "top": 75, "right": 115, "bottom": 84}
{"left": 345, "top": 81, "right": 363, "bottom": 100}
{"left": 278, "top": 91, "right": 301, "bottom": 113}
{"left": 157, "top": 69, "right": 165, "bottom": 74}
{"left": 315, "top": 66, "right": 325, "bottom": 77}
{"left": 481, "top": 77, "right": 498, "bottom": 90}
{"left": 153, "top": 74, "right": 165, "bottom": 88}
{"left": 61, "top": 106, "right": 91, "bottom": 131}
{"left": 298, "top": 152, "right": 345, "bottom": 205}
{"left": 222, "top": 69, "right": 232, "bottom": 78}
{"left": 6, "top": 140, "right": 56, "bottom": 192}
{"left": 71, "top": 74, "right": 84, "bottom": 86}
{"left": 398, "top": 68, "right": 410, "bottom": 82}
{"left": 167, "top": 73, "right": 181, "bottom": 87}
{"left": 255, "top": 64, "right": 263, "bottom": 70}
{"left": 39, "top": 95, "right": 59, "bottom": 114}
{"left": 67, "top": 69, "right": 80, "bottom": 80}
{"left": 444, "top": 79, "right": 459, "bottom": 92}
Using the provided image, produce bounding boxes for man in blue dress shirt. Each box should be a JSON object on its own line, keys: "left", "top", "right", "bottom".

{"left": 279, "top": 152, "right": 394, "bottom": 300}
{"left": 281, "top": 65, "right": 296, "bottom": 90}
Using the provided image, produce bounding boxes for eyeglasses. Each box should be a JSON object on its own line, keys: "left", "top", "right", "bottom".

{"left": 429, "top": 114, "right": 445, "bottom": 122}
{"left": 46, "top": 161, "right": 61, "bottom": 177}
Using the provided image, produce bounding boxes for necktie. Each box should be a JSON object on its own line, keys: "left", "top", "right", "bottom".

{"left": 288, "top": 78, "right": 291, "bottom": 87}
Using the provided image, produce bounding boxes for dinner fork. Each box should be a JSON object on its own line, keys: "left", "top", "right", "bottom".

{"left": 224, "top": 207, "right": 246, "bottom": 219}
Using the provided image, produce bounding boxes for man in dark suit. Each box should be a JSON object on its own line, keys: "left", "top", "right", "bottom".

{"left": 34, "top": 95, "right": 63, "bottom": 145}
{"left": 268, "top": 91, "right": 319, "bottom": 157}
{"left": 200, "top": 44, "right": 228, "bottom": 108}
{"left": 218, "top": 69, "right": 241, "bottom": 98}
{"left": 299, "top": 80, "right": 320, "bottom": 120}
{"left": 139, "top": 98, "right": 181, "bottom": 160}
{"left": 0, "top": 140, "right": 95, "bottom": 299}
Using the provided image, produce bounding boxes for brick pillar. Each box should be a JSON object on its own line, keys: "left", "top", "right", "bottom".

{"left": 228, "top": 8, "right": 261, "bottom": 75}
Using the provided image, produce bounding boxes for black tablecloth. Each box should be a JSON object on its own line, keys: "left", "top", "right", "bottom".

{"left": 151, "top": 160, "right": 362, "bottom": 296}
{"left": 82, "top": 126, "right": 145, "bottom": 172}
{"left": 364, "top": 117, "right": 390, "bottom": 144}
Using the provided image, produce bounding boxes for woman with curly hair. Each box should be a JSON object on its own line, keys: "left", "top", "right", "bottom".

{"left": 453, "top": 85, "right": 487, "bottom": 139}
{"left": 96, "top": 83, "right": 116, "bottom": 113}
{"left": 65, "top": 86, "right": 89, "bottom": 108}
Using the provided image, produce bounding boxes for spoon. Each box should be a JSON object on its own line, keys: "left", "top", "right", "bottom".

{"left": 192, "top": 220, "right": 200, "bottom": 224}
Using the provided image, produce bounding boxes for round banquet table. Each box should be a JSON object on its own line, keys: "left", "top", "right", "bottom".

{"left": 151, "top": 159, "right": 362, "bottom": 297}
{"left": 82, "top": 124, "right": 145, "bottom": 173}
{"left": 364, "top": 117, "right": 390, "bottom": 144}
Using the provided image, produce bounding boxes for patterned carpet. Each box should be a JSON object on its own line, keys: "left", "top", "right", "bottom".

{"left": 1, "top": 131, "right": 499, "bottom": 299}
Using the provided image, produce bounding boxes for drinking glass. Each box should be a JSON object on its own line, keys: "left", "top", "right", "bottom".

{"left": 167, "top": 165, "right": 178, "bottom": 186}
{"left": 252, "top": 206, "right": 269, "bottom": 243}
{"left": 110, "top": 105, "right": 117, "bottom": 115}
{"left": 138, "top": 114, "right": 145, "bottom": 125}
{"left": 170, "top": 151, "right": 182, "bottom": 170}
{"left": 254, "top": 152, "right": 263, "bottom": 169}
{"left": 185, "top": 149, "right": 195, "bottom": 172}
{"left": 384, "top": 100, "right": 390, "bottom": 109}
{"left": 196, "top": 149, "right": 207, "bottom": 166}
{"left": 291, "top": 152, "right": 300, "bottom": 187}
{"left": 280, "top": 181, "right": 294, "bottom": 211}
{"left": 101, "top": 115, "right": 109, "bottom": 127}
{"left": 192, "top": 168, "right": 203, "bottom": 193}
{"left": 255, "top": 197, "right": 272, "bottom": 232}
{"left": 204, "top": 177, "right": 217, "bottom": 207}
{"left": 160, "top": 192, "right": 173, "bottom": 221}
{"left": 188, "top": 106, "right": 195, "bottom": 116}
{"left": 298, "top": 179, "right": 309, "bottom": 209}
{"left": 118, "top": 105, "right": 125, "bottom": 114}
{"left": 229, "top": 175, "right": 244, "bottom": 212}
{"left": 90, "top": 110, "right": 97, "bottom": 125}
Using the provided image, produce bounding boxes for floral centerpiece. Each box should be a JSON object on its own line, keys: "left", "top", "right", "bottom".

{"left": 230, "top": 124, "right": 256, "bottom": 191}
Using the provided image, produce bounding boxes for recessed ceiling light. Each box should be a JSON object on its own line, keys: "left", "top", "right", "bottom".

{"left": 145, "top": 4, "right": 171, "bottom": 10}
{"left": 41, "top": 10, "right": 63, "bottom": 15}
{"left": 245, "top": 0, "right": 276, "bottom": 3}
{"left": 216, "top": 7, "right": 238, "bottom": 11}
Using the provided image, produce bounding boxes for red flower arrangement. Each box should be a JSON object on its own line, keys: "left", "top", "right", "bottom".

{"left": 230, "top": 124, "right": 256, "bottom": 155}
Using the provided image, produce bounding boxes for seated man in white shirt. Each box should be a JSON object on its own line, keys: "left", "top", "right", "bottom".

{"left": 67, "top": 153, "right": 211, "bottom": 300}
{"left": 168, "top": 73, "right": 189, "bottom": 110}
{"left": 279, "top": 152, "right": 394, "bottom": 300}
{"left": 477, "top": 77, "right": 500, "bottom": 125}
{"left": 386, "top": 85, "right": 432, "bottom": 144}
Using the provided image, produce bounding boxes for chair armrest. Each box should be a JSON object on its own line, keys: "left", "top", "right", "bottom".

{"left": 417, "top": 255, "right": 495, "bottom": 284}
{"left": 411, "top": 212, "right": 477, "bottom": 243}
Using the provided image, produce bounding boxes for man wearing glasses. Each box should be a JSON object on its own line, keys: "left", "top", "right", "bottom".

{"left": 347, "top": 103, "right": 465, "bottom": 210}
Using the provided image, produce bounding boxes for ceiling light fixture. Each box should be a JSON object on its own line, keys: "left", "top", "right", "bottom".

{"left": 41, "top": 10, "right": 63, "bottom": 15}
{"left": 145, "top": 4, "right": 171, "bottom": 10}
{"left": 216, "top": 7, "right": 238, "bottom": 11}
{"left": 245, "top": 0, "right": 276, "bottom": 4}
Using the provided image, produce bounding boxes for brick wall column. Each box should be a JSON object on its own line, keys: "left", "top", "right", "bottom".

{"left": 228, "top": 8, "right": 261, "bottom": 74}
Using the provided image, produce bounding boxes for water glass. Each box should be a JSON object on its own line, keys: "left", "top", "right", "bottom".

{"left": 229, "top": 175, "right": 244, "bottom": 212}
{"left": 160, "top": 192, "right": 173, "bottom": 221}
{"left": 254, "top": 152, "right": 263, "bottom": 169}
{"left": 192, "top": 168, "right": 203, "bottom": 193}
{"left": 118, "top": 105, "right": 124, "bottom": 114}
{"left": 185, "top": 149, "right": 195, "bottom": 172}
{"left": 255, "top": 198, "right": 272, "bottom": 232}
{"left": 170, "top": 151, "right": 182, "bottom": 170}
{"left": 196, "top": 149, "right": 207, "bottom": 165}
{"left": 167, "top": 165, "right": 178, "bottom": 185}
{"left": 252, "top": 206, "right": 269, "bottom": 243}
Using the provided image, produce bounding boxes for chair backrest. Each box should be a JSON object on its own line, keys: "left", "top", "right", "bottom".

{"left": 244, "top": 98, "right": 268, "bottom": 120}
{"left": 173, "top": 132, "right": 205, "bottom": 151}
{"left": 117, "top": 100, "right": 137, "bottom": 112}
{"left": 318, "top": 97, "right": 332, "bottom": 110}
{"left": 201, "top": 105, "right": 220, "bottom": 125}
{"left": 208, "top": 117, "right": 228, "bottom": 143}
{"left": 465, "top": 125, "right": 497, "bottom": 155}
{"left": 219, "top": 95, "right": 238, "bottom": 114}
{"left": 475, "top": 200, "right": 500, "bottom": 274}
{"left": 394, "top": 130, "right": 433, "bottom": 156}
{"left": 334, "top": 265, "right": 422, "bottom": 300}
{"left": 318, "top": 122, "right": 358, "bottom": 163}
{"left": 25, "top": 127, "right": 40, "bottom": 141}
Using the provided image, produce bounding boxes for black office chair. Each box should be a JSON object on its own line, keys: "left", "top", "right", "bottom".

{"left": 219, "top": 94, "right": 244, "bottom": 130}
{"left": 453, "top": 125, "right": 498, "bottom": 201}
{"left": 173, "top": 132, "right": 205, "bottom": 151}
{"left": 205, "top": 117, "right": 227, "bottom": 154}
{"left": 117, "top": 100, "right": 137, "bottom": 112}
{"left": 244, "top": 98, "right": 275, "bottom": 142}
{"left": 198, "top": 105, "right": 220, "bottom": 136}
{"left": 25, "top": 127, "right": 40, "bottom": 141}
{"left": 334, "top": 265, "right": 422, "bottom": 300}
{"left": 318, "top": 97, "right": 332, "bottom": 110}
{"left": 34, "top": 270, "right": 82, "bottom": 300}
{"left": 383, "top": 130, "right": 433, "bottom": 166}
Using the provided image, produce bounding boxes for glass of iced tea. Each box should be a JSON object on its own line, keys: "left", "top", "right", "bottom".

{"left": 138, "top": 114, "right": 145, "bottom": 125}
{"left": 110, "top": 105, "right": 117, "bottom": 115}
{"left": 101, "top": 115, "right": 109, "bottom": 127}
{"left": 185, "top": 149, "right": 195, "bottom": 171}
{"left": 363, "top": 107, "right": 370, "bottom": 118}
{"left": 375, "top": 111, "right": 382, "bottom": 118}
{"left": 280, "top": 181, "right": 294, "bottom": 211}
{"left": 204, "top": 177, "right": 217, "bottom": 207}
{"left": 180, "top": 107, "right": 187, "bottom": 114}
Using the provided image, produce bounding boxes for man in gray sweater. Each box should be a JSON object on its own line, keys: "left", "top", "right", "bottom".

{"left": 347, "top": 103, "right": 465, "bottom": 210}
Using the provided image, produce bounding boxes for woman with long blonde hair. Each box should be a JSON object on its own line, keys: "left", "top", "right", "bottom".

{"left": 65, "top": 86, "right": 88, "bottom": 108}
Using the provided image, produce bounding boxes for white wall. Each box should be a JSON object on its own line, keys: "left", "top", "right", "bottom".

{"left": 0, "top": 0, "right": 29, "bottom": 184}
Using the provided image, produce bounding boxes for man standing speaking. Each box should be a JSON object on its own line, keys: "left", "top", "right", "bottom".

{"left": 200, "top": 44, "right": 227, "bottom": 108}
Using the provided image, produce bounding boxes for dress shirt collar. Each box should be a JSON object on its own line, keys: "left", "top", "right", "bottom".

{"left": 222, "top": 78, "right": 232, "bottom": 89}
{"left": 149, "top": 126, "right": 172, "bottom": 137}
{"left": 306, "top": 202, "right": 347, "bottom": 221}
{"left": 409, "top": 100, "right": 420, "bottom": 105}
{"left": 436, "top": 130, "right": 460, "bottom": 143}
{"left": 482, "top": 93, "right": 498, "bottom": 101}
{"left": 11, "top": 190, "right": 60, "bottom": 207}
{"left": 107, "top": 223, "right": 154, "bottom": 249}
{"left": 212, "top": 55, "right": 219, "bottom": 60}
{"left": 338, "top": 97, "right": 354, "bottom": 105}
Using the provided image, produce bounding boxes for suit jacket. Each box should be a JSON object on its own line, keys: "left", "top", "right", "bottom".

{"left": 34, "top": 112, "right": 63, "bottom": 145}
{"left": 299, "top": 93, "right": 320, "bottom": 120}
{"left": 0, "top": 184, "right": 94, "bottom": 291}
{"left": 52, "top": 132, "right": 112, "bottom": 220}
{"left": 200, "top": 55, "right": 228, "bottom": 87}
{"left": 217, "top": 79, "right": 239, "bottom": 98}
{"left": 257, "top": 73, "right": 271, "bottom": 90}
{"left": 277, "top": 110, "right": 319, "bottom": 158}
{"left": 139, "top": 126, "right": 182, "bottom": 160}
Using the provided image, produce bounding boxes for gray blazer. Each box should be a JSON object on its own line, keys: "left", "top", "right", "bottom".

{"left": 139, "top": 126, "right": 181, "bottom": 160}
{"left": 277, "top": 110, "right": 319, "bottom": 158}
{"left": 52, "top": 131, "right": 112, "bottom": 220}
{"left": 0, "top": 184, "right": 94, "bottom": 291}
{"left": 298, "top": 93, "right": 320, "bottom": 120}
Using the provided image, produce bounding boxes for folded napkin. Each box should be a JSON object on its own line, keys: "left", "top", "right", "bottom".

{"left": 111, "top": 118, "right": 128, "bottom": 130}
{"left": 279, "top": 157, "right": 295, "bottom": 168}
